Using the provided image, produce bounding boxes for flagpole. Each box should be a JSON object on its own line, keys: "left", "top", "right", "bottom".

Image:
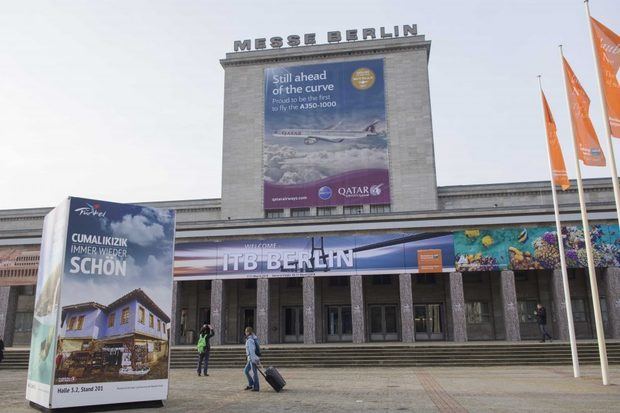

{"left": 585, "top": 0, "right": 620, "bottom": 225}
{"left": 560, "top": 45, "right": 609, "bottom": 385}
{"left": 537, "top": 75, "right": 580, "bottom": 378}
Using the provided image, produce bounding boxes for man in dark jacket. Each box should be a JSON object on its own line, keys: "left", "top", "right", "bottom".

{"left": 535, "top": 303, "right": 553, "bottom": 342}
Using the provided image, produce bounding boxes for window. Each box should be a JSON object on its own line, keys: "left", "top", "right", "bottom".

{"left": 517, "top": 300, "right": 538, "bottom": 323}
{"left": 121, "top": 307, "right": 130, "bottom": 324}
{"left": 244, "top": 279, "right": 257, "bottom": 289}
{"left": 265, "top": 209, "right": 284, "bottom": 219}
{"left": 76, "top": 315, "right": 85, "bottom": 330}
{"left": 291, "top": 208, "right": 310, "bottom": 217}
{"left": 68, "top": 316, "right": 77, "bottom": 331}
{"left": 157, "top": 319, "right": 162, "bottom": 332}
{"left": 328, "top": 276, "right": 350, "bottom": 287}
{"left": 514, "top": 272, "right": 528, "bottom": 282}
{"left": 415, "top": 274, "right": 437, "bottom": 284}
{"left": 138, "top": 307, "right": 146, "bottom": 324}
{"left": 343, "top": 205, "right": 363, "bottom": 215}
{"left": 463, "top": 272, "right": 483, "bottom": 283}
{"left": 14, "top": 312, "right": 33, "bottom": 332}
{"left": 572, "top": 299, "right": 587, "bottom": 322}
{"left": 317, "top": 207, "right": 335, "bottom": 216}
{"left": 149, "top": 313, "right": 154, "bottom": 328}
{"left": 370, "top": 204, "right": 391, "bottom": 214}
{"left": 287, "top": 277, "right": 303, "bottom": 288}
{"left": 107, "top": 313, "right": 115, "bottom": 328}
{"left": 371, "top": 275, "right": 392, "bottom": 285}
{"left": 466, "top": 302, "right": 490, "bottom": 324}
{"left": 600, "top": 298, "right": 608, "bottom": 324}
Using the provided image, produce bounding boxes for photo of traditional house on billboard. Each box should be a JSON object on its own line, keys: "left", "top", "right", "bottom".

{"left": 25, "top": 197, "right": 176, "bottom": 410}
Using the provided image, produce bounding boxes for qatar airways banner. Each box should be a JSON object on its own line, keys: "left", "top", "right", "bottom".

{"left": 263, "top": 59, "right": 390, "bottom": 209}
{"left": 27, "top": 197, "right": 175, "bottom": 410}
{"left": 174, "top": 232, "right": 454, "bottom": 280}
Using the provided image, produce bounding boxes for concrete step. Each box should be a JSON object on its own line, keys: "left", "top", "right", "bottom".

{"left": 3, "top": 342, "right": 620, "bottom": 370}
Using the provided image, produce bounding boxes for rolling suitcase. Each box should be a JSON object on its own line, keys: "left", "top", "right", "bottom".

{"left": 258, "top": 366, "right": 286, "bottom": 392}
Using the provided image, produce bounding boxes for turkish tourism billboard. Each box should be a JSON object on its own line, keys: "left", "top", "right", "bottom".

{"left": 454, "top": 224, "right": 620, "bottom": 272}
{"left": 263, "top": 59, "right": 390, "bottom": 209}
{"left": 26, "top": 197, "right": 176, "bottom": 410}
{"left": 174, "top": 232, "right": 454, "bottom": 280}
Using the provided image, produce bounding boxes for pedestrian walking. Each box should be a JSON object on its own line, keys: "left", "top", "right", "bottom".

{"left": 196, "top": 324, "right": 214, "bottom": 376}
{"left": 243, "top": 326, "right": 261, "bottom": 391}
{"left": 535, "top": 303, "right": 553, "bottom": 343}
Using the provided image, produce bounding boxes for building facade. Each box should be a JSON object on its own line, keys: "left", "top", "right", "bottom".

{"left": 1, "top": 30, "right": 620, "bottom": 347}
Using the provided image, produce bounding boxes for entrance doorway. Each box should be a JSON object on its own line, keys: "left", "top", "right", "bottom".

{"left": 283, "top": 306, "right": 304, "bottom": 343}
{"left": 414, "top": 304, "right": 444, "bottom": 340}
{"left": 369, "top": 304, "right": 399, "bottom": 341}
{"left": 326, "top": 305, "right": 352, "bottom": 342}
{"left": 240, "top": 307, "right": 255, "bottom": 342}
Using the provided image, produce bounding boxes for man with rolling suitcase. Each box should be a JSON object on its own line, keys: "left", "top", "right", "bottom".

{"left": 243, "top": 327, "right": 261, "bottom": 392}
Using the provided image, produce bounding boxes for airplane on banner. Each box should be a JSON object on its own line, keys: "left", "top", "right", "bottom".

{"left": 272, "top": 120, "right": 381, "bottom": 144}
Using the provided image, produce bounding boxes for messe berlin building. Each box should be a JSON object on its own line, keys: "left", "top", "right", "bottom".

{"left": 1, "top": 28, "right": 620, "bottom": 347}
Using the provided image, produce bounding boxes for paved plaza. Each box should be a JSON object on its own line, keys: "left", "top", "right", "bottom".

{"left": 1, "top": 366, "right": 619, "bottom": 412}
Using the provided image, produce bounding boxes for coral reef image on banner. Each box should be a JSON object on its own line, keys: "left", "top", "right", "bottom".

{"left": 454, "top": 224, "right": 620, "bottom": 272}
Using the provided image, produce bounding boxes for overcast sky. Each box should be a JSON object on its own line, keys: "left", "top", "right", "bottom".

{"left": 1, "top": 0, "right": 619, "bottom": 210}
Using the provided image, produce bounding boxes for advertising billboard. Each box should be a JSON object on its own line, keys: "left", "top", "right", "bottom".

{"left": 263, "top": 59, "right": 390, "bottom": 209}
{"left": 174, "top": 232, "right": 454, "bottom": 280}
{"left": 26, "top": 197, "right": 176, "bottom": 410}
{"left": 454, "top": 224, "right": 620, "bottom": 272}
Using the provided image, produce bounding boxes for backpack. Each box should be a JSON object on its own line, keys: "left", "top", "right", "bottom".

{"left": 196, "top": 334, "right": 207, "bottom": 353}
{"left": 252, "top": 337, "right": 262, "bottom": 357}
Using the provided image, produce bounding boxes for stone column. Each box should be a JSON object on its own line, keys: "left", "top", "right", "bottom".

{"left": 210, "top": 279, "right": 226, "bottom": 346}
{"left": 170, "top": 281, "right": 181, "bottom": 345}
{"left": 398, "top": 274, "right": 415, "bottom": 342}
{"left": 256, "top": 278, "right": 271, "bottom": 344}
{"left": 500, "top": 270, "right": 521, "bottom": 341}
{"left": 449, "top": 272, "right": 467, "bottom": 342}
{"left": 603, "top": 267, "right": 620, "bottom": 339}
{"left": 303, "top": 277, "right": 319, "bottom": 344}
{"left": 0, "top": 286, "right": 18, "bottom": 346}
{"left": 350, "top": 275, "right": 366, "bottom": 343}
{"left": 550, "top": 269, "right": 569, "bottom": 341}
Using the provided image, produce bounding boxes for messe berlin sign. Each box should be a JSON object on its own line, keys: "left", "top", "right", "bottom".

{"left": 233, "top": 24, "right": 417, "bottom": 52}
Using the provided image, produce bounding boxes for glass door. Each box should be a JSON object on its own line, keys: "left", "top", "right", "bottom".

{"left": 369, "top": 305, "right": 399, "bottom": 341}
{"left": 414, "top": 304, "right": 444, "bottom": 340}
{"left": 326, "top": 305, "right": 352, "bottom": 341}
{"left": 283, "top": 306, "right": 304, "bottom": 342}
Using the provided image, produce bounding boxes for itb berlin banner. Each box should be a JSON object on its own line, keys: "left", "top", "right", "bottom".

{"left": 174, "top": 232, "right": 455, "bottom": 280}
{"left": 263, "top": 59, "right": 390, "bottom": 208}
{"left": 26, "top": 197, "right": 176, "bottom": 410}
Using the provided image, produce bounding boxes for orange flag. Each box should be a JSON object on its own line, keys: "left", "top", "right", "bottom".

{"left": 591, "top": 17, "right": 620, "bottom": 138}
{"left": 541, "top": 91, "right": 570, "bottom": 190}
{"left": 562, "top": 57, "right": 606, "bottom": 166}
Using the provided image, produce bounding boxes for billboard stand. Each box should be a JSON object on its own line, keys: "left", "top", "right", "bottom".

{"left": 26, "top": 197, "right": 176, "bottom": 410}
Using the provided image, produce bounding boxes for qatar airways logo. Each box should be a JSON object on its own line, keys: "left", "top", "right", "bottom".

{"left": 74, "top": 203, "right": 107, "bottom": 218}
{"left": 337, "top": 183, "right": 383, "bottom": 198}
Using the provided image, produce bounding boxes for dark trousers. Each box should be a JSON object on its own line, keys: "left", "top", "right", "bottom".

{"left": 538, "top": 323, "right": 552, "bottom": 341}
{"left": 197, "top": 350, "right": 210, "bottom": 375}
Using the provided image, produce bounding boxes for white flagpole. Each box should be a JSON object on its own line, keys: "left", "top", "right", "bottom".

{"left": 585, "top": 0, "right": 620, "bottom": 225}
{"left": 537, "top": 75, "right": 580, "bottom": 378}
{"left": 560, "top": 45, "right": 609, "bottom": 385}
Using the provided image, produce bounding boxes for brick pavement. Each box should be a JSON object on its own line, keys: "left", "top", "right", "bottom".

{"left": 0, "top": 366, "right": 618, "bottom": 412}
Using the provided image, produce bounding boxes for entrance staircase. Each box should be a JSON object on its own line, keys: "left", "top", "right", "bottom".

{"left": 2, "top": 341, "right": 620, "bottom": 370}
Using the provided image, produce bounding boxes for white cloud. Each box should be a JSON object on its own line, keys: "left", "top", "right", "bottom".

{"left": 264, "top": 144, "right": 388, "bottom": 185}
{"left": 110, "top": 214, "right": 165, "bottom": 247}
